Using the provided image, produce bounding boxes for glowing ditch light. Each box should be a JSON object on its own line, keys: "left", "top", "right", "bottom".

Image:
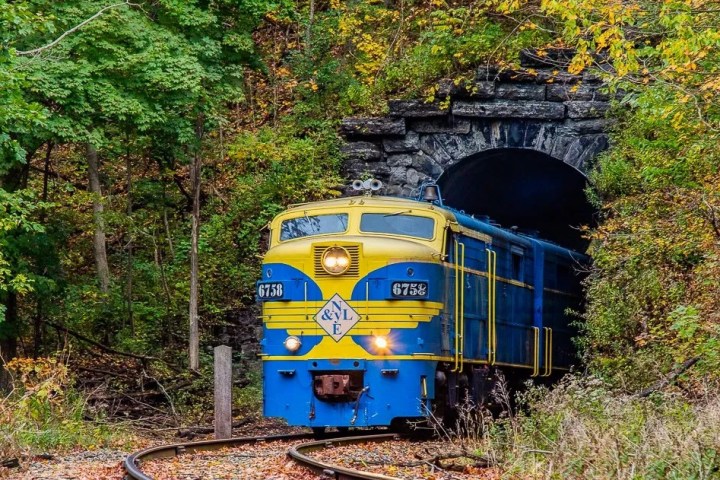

{"left": 321, "top": 246, "right": 351, "bottom": 275}
{"left": 284, "top": 336, "right": 302, "bottom": 353}
{"left": 373, "top": 336, "right": 388, "bottom": 350}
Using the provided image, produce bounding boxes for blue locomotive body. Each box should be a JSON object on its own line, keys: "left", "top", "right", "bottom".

{"left": 258, "top": 195, "right": 586, "bottom": 428}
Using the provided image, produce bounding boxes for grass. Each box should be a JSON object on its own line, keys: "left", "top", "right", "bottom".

{"left": 438, "top": 374, "right": 720, "bottom": 479}
{"left": 235, "top": 365, "right": 262, "bottom": 418}
{"left": 0, "top": 357, "right": 127, "bottom": 460}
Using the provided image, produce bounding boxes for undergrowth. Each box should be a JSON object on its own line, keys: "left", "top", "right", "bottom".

{"left": 0, "top": 357, "right": 124, "bottom": 459}
{"left": 235, "top": 366, "right": 262, "bottom": 418}
{"left": 441, "top": 374, "right": 720, "bottom": 479}
{"left": 171, "top": 356, "right": 263, "bottom": 423}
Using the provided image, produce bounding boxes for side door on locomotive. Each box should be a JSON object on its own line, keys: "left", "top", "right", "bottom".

{"left": 442, "top": 225, "right": 494, "bottom": 369}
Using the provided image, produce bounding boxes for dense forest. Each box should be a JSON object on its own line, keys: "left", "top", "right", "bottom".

{"left": 1, "top": 0, "right": 720, "bottom": 477}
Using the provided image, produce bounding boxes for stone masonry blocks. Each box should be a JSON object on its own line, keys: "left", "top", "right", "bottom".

{"left": 453, "top": 100, "right": 566, "bottom": 120}
{"left": 341, "top": 61, "right": 613, "bottom": 192}
{"left": 342, "top": 117, "right": 406, "bottom": 136}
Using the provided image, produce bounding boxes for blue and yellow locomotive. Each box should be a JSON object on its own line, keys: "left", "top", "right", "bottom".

{"left": 258, "top": 184, "right": 586, "bottom": 429}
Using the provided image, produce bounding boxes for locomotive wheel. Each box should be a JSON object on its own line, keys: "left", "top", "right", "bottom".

{"left": 390, "top": 417, "right": 421, "bottom": 434}
{"left": 389, "top": 417, "right": 408, "bottom": 433}
{"left": 311, "top": 427, "right": 326, "bottom": 439}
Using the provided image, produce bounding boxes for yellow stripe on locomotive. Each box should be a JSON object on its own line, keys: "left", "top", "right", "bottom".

{"left": 260, "top": 199, "right": 450, "bottom": 345}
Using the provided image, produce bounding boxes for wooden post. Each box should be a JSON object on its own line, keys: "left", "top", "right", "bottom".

{"left": 214, "top": 345, "right": 232, "bottom": 439}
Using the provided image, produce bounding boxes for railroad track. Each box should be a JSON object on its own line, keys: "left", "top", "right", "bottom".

{"left": 289, "top": 433, "right": 401, "bottom": 480}
{"left": 123, "top": 430, "right": 401, "bottom": 480}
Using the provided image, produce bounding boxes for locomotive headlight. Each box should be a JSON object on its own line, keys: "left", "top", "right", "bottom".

{"left": 321, "top": 247, "right": 351, "bottom": 275}
{"left": 373, "top": 336, "right": 389, "bottom": 350}
{"left": 284, "top": 336, "right": 302, "bottom": 353}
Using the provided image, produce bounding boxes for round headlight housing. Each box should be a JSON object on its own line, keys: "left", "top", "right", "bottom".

{"left": 373, "top": 336, "right": 388, "bottom": 350}
{"left": 321, "top": 246, "right": 351, "bottom": 275}
{"left": 284, "top": 336, "right": 302, "bottom": 353}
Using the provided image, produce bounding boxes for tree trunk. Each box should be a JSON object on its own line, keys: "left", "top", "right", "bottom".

{"left": 0, "top": 293, "right": 18, "bottom": 391}
{"left": 189, "top": 118, "right": 203, "bottom": 371}
{"left": 42, "top": 141, "right": 53, "bottom": 203}
{"left": 306, "top": 0, "right": 315, "bottom": 51}
{"left": 125, "top": 142, "right": 134, "bottom": 335}
{"left": 33, "top": 302, "right": 43, "bottom": 359}
{"left": 87, "top": 144, "right": 111, "bottom": 295}
{"left": 162, "top": 182, "right": 175, "bottom": 259}
{"left": 35, "top": 141, "right": 54, "bottom": 357}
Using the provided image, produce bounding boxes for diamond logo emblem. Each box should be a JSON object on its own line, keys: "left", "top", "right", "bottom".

{"left": 314, "top": 293, "right": 361, "bottom": 341}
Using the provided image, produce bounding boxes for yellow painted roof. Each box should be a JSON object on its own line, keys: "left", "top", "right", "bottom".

{"left": 279, "top": 195, "right": 456, "bottom": 221}
{"left": 268, "top": 195, "right": 456, "bottom": 249}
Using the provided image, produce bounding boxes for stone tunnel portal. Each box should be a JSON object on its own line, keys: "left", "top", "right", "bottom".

{"left": 437, "top": 148, "right": 594, "bottom": 251}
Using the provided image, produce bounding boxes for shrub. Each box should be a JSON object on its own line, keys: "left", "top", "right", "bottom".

{"left": 482, "top": 375, "right": 720, "bottom": 479}
{"left": 0, "top": 357, "right": 121, "bottom": 458}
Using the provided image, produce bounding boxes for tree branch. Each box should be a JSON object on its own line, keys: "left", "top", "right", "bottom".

{"left": 29, "top": 165, "right": 87, "bottom": 191}
{"left": 358, "top": 451, "right": 491, "bottom": 468}
{"left": 636, "top": 356, "right": 701, "bottom": 398}
{"left": 173, "top": 173, "right": 193, "bottom": 209}
{"left": 1, "top": 458, "right": 19, "bottom": 469}
{"left": 45, "top": 321, "right": 176, "bottom": 368}
{"left": 16, "top": 1, "right": 139, "bottom": 56}
{"left": 701, "top": 197, "right": 720, "bottom": 239}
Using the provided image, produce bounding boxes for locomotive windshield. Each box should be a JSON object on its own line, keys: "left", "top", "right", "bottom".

{"left": 280, "top": 213, "right": 348, "bottom": 241}
{"left": 360, "top": 213, "right": 435, "bottom": 240}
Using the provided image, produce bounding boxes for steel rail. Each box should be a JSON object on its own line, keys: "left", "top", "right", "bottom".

{"left": 288, "top": 433, "right": 401, "bottom": 480}
{"left": 123, "top": 429, "right": 394, "bottom": 480}
{"left": 123, "top": 432, "right": 315, "bottom": 480}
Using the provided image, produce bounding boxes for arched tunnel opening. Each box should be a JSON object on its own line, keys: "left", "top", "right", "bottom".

{"left": 437, "top": 148, "right": 596, "bottom": 252}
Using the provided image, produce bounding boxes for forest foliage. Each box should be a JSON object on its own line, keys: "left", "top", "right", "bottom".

{"left": 0, "top": 0, "right": 718, "bottom": 404}
{"left": 494, "top": 0, "right": 720, "bottom": 388}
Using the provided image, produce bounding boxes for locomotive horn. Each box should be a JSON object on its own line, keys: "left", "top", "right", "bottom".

{"left": 351, "top": 179, "right": 364, "bottom": 191}
{"left": 369, "top": 179, "right": 383, "bottom": 191}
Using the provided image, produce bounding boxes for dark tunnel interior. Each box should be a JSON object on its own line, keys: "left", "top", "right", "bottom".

{"left": 437, "top": 148, "right": 595, "bottom": 251}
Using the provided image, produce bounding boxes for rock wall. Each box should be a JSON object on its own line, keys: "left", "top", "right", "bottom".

{"left": 341, "top": 51, "right": 613, "bottom": 197}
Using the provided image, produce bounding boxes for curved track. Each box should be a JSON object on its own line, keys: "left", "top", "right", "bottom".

{"left": 289, "top": 433, "right": 400, "bottom": 480}
{"left": 123, "top": 432, "right": 314, "bottom": 480}
{"left": 123, "top": 431, "right": 399, "bottom": 480}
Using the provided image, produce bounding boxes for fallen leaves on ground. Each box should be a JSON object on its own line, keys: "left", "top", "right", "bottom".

{"left": 1, "top": 424, "right": 504, "bottom": 480}
{"left": 2, "top": 449, "right": 128, "bottom": 480}
{"left": 310, "top": 439, "right": 502, "bottom": 480}
{"left": 140, "top": 440, "right": 320, "bottom": 480}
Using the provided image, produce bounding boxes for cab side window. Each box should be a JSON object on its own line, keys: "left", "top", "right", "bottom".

{"left": 443, "top": 229, "right": 454, "bottom": 261}
{"left": 511, "top": 246, "right": 524, "bottom": 282}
